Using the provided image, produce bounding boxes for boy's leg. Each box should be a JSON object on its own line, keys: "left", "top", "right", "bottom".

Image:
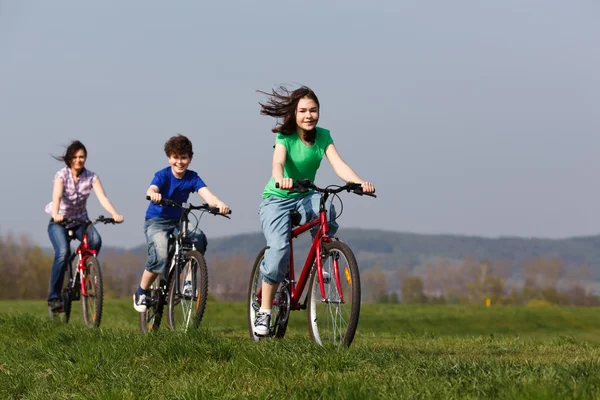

{"left": 134, "top": 219, "right": 173, "bottom": 312}
{"left": 185, "top": 229, "right": 208, "bottom": 255}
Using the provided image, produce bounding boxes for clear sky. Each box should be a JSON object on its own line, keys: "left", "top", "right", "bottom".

{"left": 1, "top": 1, "right": 599, "bottom": 248}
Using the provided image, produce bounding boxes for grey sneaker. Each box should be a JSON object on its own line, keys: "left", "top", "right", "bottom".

{"left": 322, "top": 271, "right": 331, "bottom": 284}
{"left": 254, "top": 311, "right": 271, "bottom": 336}
{"left": 48, "top": 299, "right": 63, "bottom": 313}
{"left": 133, "top": 293, "right": 147, "bottom": 312}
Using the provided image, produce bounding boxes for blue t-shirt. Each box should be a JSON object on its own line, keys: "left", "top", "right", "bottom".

{"left": 145, "top": 167, "right": 206, "bottom": 219}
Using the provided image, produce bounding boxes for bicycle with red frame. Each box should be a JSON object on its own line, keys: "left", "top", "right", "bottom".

{"left": 50, "top": 216, "right": 119, "bottom": 327}
{"left": 247, "top": 180, "right": 376, "bottom": 347}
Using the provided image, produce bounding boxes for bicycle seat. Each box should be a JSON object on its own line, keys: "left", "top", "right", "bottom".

{"left": 290, "top": 210, "right": 301, "bottom": 227}
{"left": 67, "top": 229, "right": 76, "bottom": 241}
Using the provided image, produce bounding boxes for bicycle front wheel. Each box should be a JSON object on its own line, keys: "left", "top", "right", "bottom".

{"left": 140, "top": 274, "right": 167, "bottom": 333}
{"left": 307, "top": 241, "right": 361, "bottom": 347}
{"left": 81, "top": 257, "right": 103, "bottom": 328}
{"left": 167, "top": 251, "right": 209, "bottom": 331}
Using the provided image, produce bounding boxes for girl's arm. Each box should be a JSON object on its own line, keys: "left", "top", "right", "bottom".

{"left": 93, "top": 178, "right": 124, "bottom": 222}
{"left": 273, "top": 143, "right": 293, "bottom": 189}
{"left": 51, "top": 178, "right": 65, "bottom": 222}
{"left": 198, "top": 187, "right": 230, "bottom": 215}
{"left": 325, "top": 144, "right": 375, "bottom": 192}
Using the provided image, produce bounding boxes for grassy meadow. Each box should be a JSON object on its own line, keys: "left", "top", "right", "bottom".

{"left": 1, "top": 300, "right": 600, "bottom": 399}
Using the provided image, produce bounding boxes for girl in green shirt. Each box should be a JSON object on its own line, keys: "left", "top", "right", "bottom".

{"left": 254, "top": 85, "right": 375, "bottom": 336}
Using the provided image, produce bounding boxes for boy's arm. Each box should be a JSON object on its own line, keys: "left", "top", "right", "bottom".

{"left": 197, "top": 187, "right": 230, "bottom": 215}
{"left": 147, "top": 185, "right": 162, "bottom": 202}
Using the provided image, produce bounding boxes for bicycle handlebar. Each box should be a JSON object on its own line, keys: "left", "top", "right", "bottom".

{"left": 276, "top": 180, "right": 377, "bottom": 198}
{"left": 52, "top": 216, "right": 120, "bottom": 225}
{"left": 146, "top": 196, "right": 232, "bottom": 218}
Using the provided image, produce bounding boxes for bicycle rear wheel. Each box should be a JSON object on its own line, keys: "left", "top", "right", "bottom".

{"left": 247, "top": 247, "right": 290, "bottom": 341}
{"left": 81, "top": 257, "right": 103, "bottom": 328}
{"left": 167, "top": 251, "right": 209, "bottom": 331}
{"left": 307, "top": 241, "right": 361, "bottom": 347}
{"left": 140, "top": 274, "right": 167, "bottom": 333}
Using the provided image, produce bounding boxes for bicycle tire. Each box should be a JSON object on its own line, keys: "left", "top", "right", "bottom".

{"left": 307, "top": 241, "right": 361, "bottom": 347}
{"left": 60, "top": 257, "right": 78, "bottom": 324}
{"left": 140, "top": 273, "right": 168, "bottom": 333}
{"left": 247, "top": 247, "right": 290, "bottom": 340}
{"left": 167, "top": 250, "right": 209, "bottom": 331}
{"left": 81, "top": 257, "right": 103, "bottom": 328}
{"left": 62, "top": 288, "right": 72, "bottom": 323}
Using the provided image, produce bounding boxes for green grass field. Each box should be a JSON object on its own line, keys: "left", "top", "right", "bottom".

{"left": 1, "top": 300, "right": 600, "bottom": 399}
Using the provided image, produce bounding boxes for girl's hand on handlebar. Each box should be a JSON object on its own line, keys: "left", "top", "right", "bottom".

{"left": 148, "top": 193, "right": 162, "bottom": 203}
{"left": 214, "top": 201, "right": 230, "bottom": 215}
{"left": 359, "top": 181, "right": 375, "bottom": 193}
{"left": 277, "top": 178, "right": 294, "bottom": 190}
{"left": 112, "top": 214, "right": 124, "bottom": 223}
{"left": 52, "top": 213, "right": 64, "bottom": 223}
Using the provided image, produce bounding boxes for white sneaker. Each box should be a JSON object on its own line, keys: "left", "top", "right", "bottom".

{"left": 133, "top": 293, "right": 147, "bottom": 312}
{"left": 322, "top": 271, "right": 331, "bottom": 284}
{"left": 254, "top": 312, "right": 271, "bottom": 336}
{"left": 183, "top": 280, "right": 193, "bottom": 297}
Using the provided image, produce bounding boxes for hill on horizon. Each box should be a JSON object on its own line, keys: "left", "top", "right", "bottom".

{"left": 99, "top": 228, "right": 600, "bottom": 279}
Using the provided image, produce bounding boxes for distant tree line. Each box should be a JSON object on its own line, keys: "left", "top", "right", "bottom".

{"left": 362, "top": 257, "right": 599, "bottom": 306}
{"left": 1, "top": 233, "right": 598, "bottom": 306}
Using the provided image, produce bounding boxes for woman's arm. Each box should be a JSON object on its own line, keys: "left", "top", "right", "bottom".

{"left": 197, "top": 187, "right": 230, "bottom": 215}
{"left": 273, "top": 143, "right": 293, "bottom": 189}
{"left": 325, "top": 144, "right": 375, "bottom": 192}
{"left": 51, "top": 178, "right": 65, "bottom": 222}
{"left": 93, "top": 178, "right": 124, "bottom": 222}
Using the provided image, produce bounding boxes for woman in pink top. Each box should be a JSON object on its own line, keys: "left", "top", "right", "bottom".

{"left": 45, "top": 140, "right": 124, "bottom": 314}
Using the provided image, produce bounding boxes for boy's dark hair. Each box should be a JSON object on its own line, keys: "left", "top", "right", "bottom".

{"left": 53, "top": 140, "right": 88, "bottom": 167}
{"left": 164, "top": 134, "right": 194, "bottom": 158}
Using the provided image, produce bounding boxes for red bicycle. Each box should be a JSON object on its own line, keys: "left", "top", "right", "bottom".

{"left": 50, "top": 216, "right": 118, "bottom": 327}
{"left": 247, "top": 180, "right": 376, "bottom": 347}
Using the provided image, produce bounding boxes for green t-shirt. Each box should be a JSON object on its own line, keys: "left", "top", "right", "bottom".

{"left": 262, "top": 127, "right": 334, "bottom": 199}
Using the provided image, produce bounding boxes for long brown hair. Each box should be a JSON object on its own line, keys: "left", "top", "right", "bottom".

{"left": 53, "top": 140, "right": 88, "bottom": 168}
{"left": 258, "top": 85, "right": 320, "bottom": 140}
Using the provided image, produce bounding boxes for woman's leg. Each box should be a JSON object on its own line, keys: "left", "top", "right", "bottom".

{"left": 47, "top": 222, "right": 71, "bottom": 303}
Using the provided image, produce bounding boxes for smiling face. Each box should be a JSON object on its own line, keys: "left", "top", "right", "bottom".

{"left": 168, "top": 153, "right": 191, "bottom": 178}
{"left": 295, "top": 97, "right": 319, "bottom": 134}
{"left": 69, "top": 149, "right": 87, "bottom": 174}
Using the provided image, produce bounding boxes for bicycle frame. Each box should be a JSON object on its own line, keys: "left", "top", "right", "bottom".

{"left": 66, "top": 225, "right": 98, "bottom": 298}
{"left": 257, "top": 192, "right": 345, "bottom": 310}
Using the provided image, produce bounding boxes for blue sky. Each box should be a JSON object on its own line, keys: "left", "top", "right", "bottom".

{"left": 1, "top": 1, "right": 599, "bottom": 248}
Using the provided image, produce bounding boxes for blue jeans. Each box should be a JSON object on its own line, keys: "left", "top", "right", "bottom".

{"left": 144, "top": 218, "right": 207, "bottom": 275}
{"left": 47, "top": 222, "right": 102, "bottom": 302}
{"left": 259, "top": 192, "right": 338, "bottom": 284}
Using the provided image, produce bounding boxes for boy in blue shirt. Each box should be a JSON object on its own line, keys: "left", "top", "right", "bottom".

{"left": 133, "top": 134, "right": 230, "bottom": 312}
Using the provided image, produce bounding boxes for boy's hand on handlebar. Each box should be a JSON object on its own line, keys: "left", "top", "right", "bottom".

{"left": 112, "top": 214, "right": 124, "bottom": 223}
{"left": 148, "top": 193, "right": 162, "bottom": 203}
{"left": 277, "top": 178, "right": 294, "bottom": 190}
{"left": 214, "top": 201, "right": 230, "bottom": 215}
